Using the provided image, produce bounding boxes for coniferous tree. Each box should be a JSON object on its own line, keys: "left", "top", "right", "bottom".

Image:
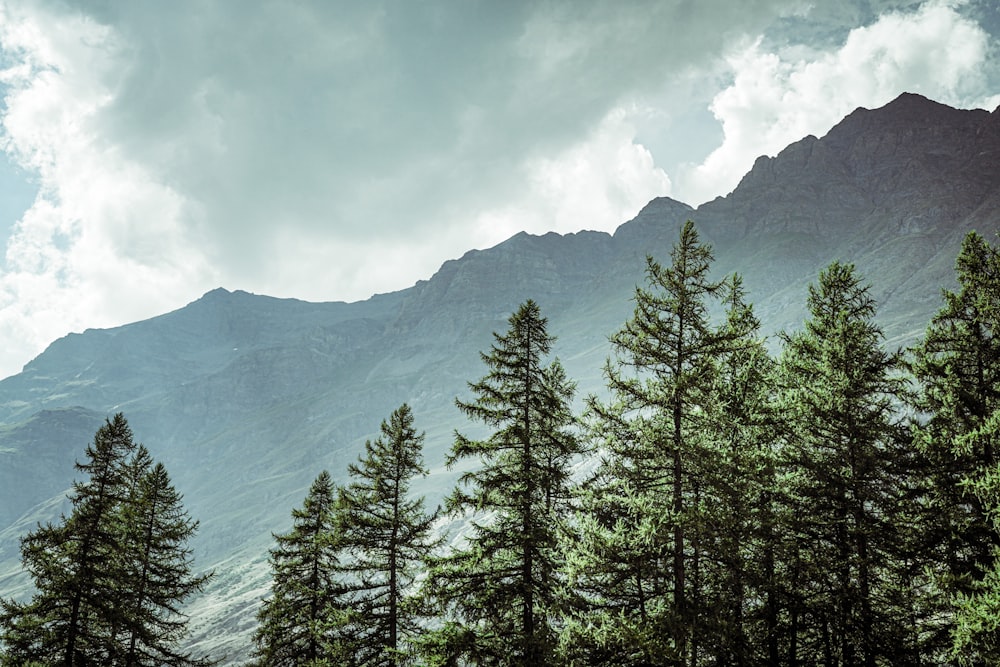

{"left": 118, "top": 461, "right": 211, "bottom": 666}
{"left": 252, "top": 471, "right": 353, "bottom": 666}
{"left": 909, "top": 231, "right": 1000, "bottom": 663}
{"left": 338, "top": 404, "right": 441, "bottom": 666}
{"left": 776, "top": 262, "right": 914, "bottom": 665}
{"left": 0, "top": 414, "right": 136, "bottom": 665}
{"left": 104, "top": 443, "right": 155, "bottom": 657}
{"left": 559, "top": 418, "right": 675, "bottom": 666}
{"left": 696, "top": 275, "right": 778, "bottom": 665}
{"left": 954, "top": 455, "right": 1000, "bottom": 664}
{"left": 0, "top": 414, "right": 210, "bottom": 666}
{"left": 423, "top": 300, "right": 581, "bottom": 666}
{"left": 561, "top": 221, "right": 735, "bottom": 665}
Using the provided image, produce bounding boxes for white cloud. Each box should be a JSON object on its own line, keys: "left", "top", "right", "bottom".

{"left": 0, "top": 3, "right": 217, "bottom": 376}
{"left": 472, "top": 107, "right": 671, "bottom": 248}
{"left": 0, "top": 0, "right": 679, "bottom": 380}
{"left": 0, "top": 0, "right": 996, "bottom": 381}
{"left": 0, "top": 0, "right": 808, "bottom": 380}
{"left": 675, "top": 0, "right": 999, "bottom": 206}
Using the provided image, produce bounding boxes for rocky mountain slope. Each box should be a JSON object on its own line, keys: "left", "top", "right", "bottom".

{"left": 1, "top": 92, "right": 998, "bottom": 660}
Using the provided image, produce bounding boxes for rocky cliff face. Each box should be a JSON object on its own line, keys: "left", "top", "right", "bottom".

{"left": 703, "top": 93, "right": 999, "bottom": 240}
{"left": 685, "top": 92, "right": 1000, "bottom": 341}
{"left": 1, "top": 93, "right": 998, "bottom": 660}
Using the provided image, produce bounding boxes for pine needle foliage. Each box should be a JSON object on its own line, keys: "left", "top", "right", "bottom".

{"left": 424, "top": 300, "right": 581, "bottom": 666}
{"left": 909, "top": 231, "right": 1000, "bottom": 663}
{"left": 251, "top": 471, "right": 353, "bottom": 667}
{"left": 562, "top": 220, "right": 740, "bottom": 665}
{"left": 0, "top": 414, "right": 211, "bottom": 666}
{"left": 338, "top": 403, "right": 441, "bottom": 666}
{"left": 776, "top": 261, "right": 915, "bottom": 665}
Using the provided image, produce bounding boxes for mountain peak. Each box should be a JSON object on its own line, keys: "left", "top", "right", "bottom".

{"left": 613, "top": 196, "right": 694, "bottom": 242}
{"left": 201, "top": 287, "right": 233, "bottom": 299}
{"left": 694, "top": 91, "right": 1000, "bottom": 244}
{"left": 827, "top": 91, "right": 990, "bottom": 142}
{"left": 881, "top": 91, "right": 949, "bottom": 113}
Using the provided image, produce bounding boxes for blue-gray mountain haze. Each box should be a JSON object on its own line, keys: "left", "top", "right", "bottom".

{"left": 1, "top": 93, "right": 998, "bottom": 660}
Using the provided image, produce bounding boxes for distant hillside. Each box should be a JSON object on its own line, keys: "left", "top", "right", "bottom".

{"left": 1, "top": 93, "right": 998, "bottom": 661}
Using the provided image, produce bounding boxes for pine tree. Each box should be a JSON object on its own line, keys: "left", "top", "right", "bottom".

{"left": 251, "top": 471, "right": 352, "bottom": 666}
{"left": 910, "top": 231, "right": 1000, "bottom": 662}
{"left": 338, "top": 404, "right": 441, "bottom": 666}
{"left": 118, "top": 460, "right": 211, "bottom": 666}
{"left": 776, "top": 262, "right": 913, "bottom": 665}
{"left": 559, "top": 427, "right": 677, "bottom": 665}
{"left": 0, "top": 414, "right": 136, "bottom": 664}
{"left": 0, "top": 414, "right": 210, "bottom": 666}
{"left": 561, "top": 220, "right": 735, "bottom": 665}
{"left": 695, "top": 275, "right": 778, "bottom": 665}
{"left": 423, "top": 300, "right": 581, "bottom": 666}
{"left": 953, "top": 450, "right": 1000, "bottom": 663}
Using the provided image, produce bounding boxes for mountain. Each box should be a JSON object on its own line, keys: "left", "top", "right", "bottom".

{"left": 1, "top": 92, "right": 999, "bottom": 660}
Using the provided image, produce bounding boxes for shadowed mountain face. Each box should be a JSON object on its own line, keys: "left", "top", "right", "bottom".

{"left": 1, "top": 93, "right": 998, "bottom": 659}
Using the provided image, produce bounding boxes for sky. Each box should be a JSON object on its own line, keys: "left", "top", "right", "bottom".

{"left": 0, "top": 0, "right": 998, "bottom": 379}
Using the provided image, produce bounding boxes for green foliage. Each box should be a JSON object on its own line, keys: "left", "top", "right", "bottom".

{"left": 562, "top": 221, "right": 746, "bottom": 665}
{"left": 251, "top": 471, "right": 353, "bottom": 666}
{"left": 118, "top": 457, "right": 211, "bottom": 666}
{"left": 253, "top": 406, "right": 440, "bottom": 667}
{"left": 909, "top": 231, "right": 1000, "bottom": 662}
{"left": 423, "top": 300, "right": 581, "bottom": 666}
{"left": 692, "top": 275, "right": 780, "bottom": 665}
{"left": 338, "top": 403, "right": 441, "bottom": 666}
{"left": 776, "top": 261, "right": 915, "bottom": 664}
{"left": 0, "top": 413, "right": 211, "bottom": 666}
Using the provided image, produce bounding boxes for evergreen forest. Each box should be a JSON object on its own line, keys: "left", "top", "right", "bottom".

{"left": 2, "top": 221, "right": 999, "bottom": 666}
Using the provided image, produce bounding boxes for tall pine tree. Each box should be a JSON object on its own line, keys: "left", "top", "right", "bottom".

{"left": 118, "top": 460, "right": 211, "bottom": 666}
{"left": 0, "top": 414, "right": 210, "bottom": 666}
{"left": 423, "top": 300, "right": 581, "bottom": 666}
{"left": 338, "top": 403, "right": 441, "bottom": 666}
{"left": 776, "top": 262, "right": 914, "bottom": 665}
{"left": 910, "top": 231, "right": 1000, "bottom": 662}
{"left": 695, "top": 275, "right": 778, "bottom": 666}
{"left": 251, "top": 471, "right": 353, "bottom": 666}
{"left": 561, "top": 220, "right": 735, "bottom": 665}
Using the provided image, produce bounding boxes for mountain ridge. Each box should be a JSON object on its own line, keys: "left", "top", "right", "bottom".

{"left": 2, "top": 92, "right": 999, "bottom": 660}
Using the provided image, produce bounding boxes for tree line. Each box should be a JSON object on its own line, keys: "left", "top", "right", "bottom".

{"left": 2, "top": 220, "right": 998, "bottom": 665}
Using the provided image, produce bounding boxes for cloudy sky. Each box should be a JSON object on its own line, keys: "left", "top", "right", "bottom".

{"left": 0, "top": 0, "right": 998, "bottom": 378}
